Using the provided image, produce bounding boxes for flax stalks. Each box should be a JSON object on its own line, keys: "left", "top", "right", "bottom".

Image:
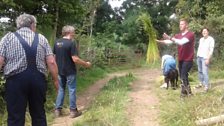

{"left": 137, "top": 13, "right": 159, "bottom": 64}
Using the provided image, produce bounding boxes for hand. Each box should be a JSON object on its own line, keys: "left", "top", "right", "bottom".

{"left": 163, "top": 33, "right": 171, "bottom": 40}
{"left": 86, "top": 61, "right": 92, "bottom": 68}
{"left": 156, "top": 39, "right": 173, "bottom": 44}
{"left": 156, "top": 39, "right": 164, "bottom": 43}
{"left": 205, "top": 59, "right": 210, "bottom": 65}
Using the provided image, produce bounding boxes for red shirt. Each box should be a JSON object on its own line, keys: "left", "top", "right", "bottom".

{"left": 174, "top": 31, "right": 195, "bottom": 61}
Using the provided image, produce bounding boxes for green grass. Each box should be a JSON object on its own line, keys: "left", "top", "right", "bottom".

{"left": 45, "top": 67, "right": 109, "bottom": 124}
{"left": 45, "top": 64, "right": 142, "bottom": 125}
{"left": 76, "top": 67, "right": 108, "bottom": 93}
{"left": 74, "top": 73, "right": 135, "bottom": 126}
{"left": 156, "top": 69, "right": 224, "bottom": 126}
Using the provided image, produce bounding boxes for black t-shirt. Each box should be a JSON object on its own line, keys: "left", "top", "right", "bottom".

{"left": 53, "top": 38, "right": 78, "bottom": 76}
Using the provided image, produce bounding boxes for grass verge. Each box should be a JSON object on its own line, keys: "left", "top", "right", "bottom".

{"left": 74, "top": 73, "right": 135, "bottom": 126}
{"left": 155, "top": 70, "right": 224, "bottom": 126}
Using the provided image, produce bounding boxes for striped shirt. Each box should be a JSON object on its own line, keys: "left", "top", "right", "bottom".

{"left": 0, "top": 27, "right": 53, "bottom": 77}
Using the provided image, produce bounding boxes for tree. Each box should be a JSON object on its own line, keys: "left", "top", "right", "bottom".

{"left": 108, "top": 0, "right": 178, "bottom": 49}
{"left": 175, "top": 0, "right": 224, "bottom": 60}
{"left": 0, "top": 0, "right": 87, "bottom": 42}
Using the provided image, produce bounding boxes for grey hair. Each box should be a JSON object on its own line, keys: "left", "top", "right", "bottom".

{"left": 62, "top": 25, "right": 75, "bottom": 36}
{"left": 16, "top": 13, "right": 37, "bottom": 29}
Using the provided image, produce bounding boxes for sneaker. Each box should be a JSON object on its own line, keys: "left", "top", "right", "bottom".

{"left": 160, "top": 83, "right": 167, "bottom": 88}
{"left": 70, "top": 108, "right": 82, "bottom": 118}
{"left": 54, "top": 109, "right": 62, "bottom": 117}
{"left": 195, "top": 83, "right": 203, "bottom": 88}
{"left": 204, "top": 87, "right": 209, "bottom": 92}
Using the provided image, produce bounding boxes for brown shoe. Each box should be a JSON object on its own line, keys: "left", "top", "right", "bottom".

{"left": 70, "top": 108, "right": 82, "bottom": 118}
{"left": 54, "top": 109, "right": 62, "bottom": 117}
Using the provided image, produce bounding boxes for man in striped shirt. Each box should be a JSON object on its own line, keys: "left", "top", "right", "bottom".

{"left": 0, "top": 13, "right": 58, "bottom": 126}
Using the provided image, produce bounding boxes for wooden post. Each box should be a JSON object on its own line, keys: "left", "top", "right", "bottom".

{"left": 195, "top": 114, "right": 224, "bottom": 126}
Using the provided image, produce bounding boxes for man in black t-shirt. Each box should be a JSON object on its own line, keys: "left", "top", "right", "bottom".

{"left": 54, "top": 25, "right": 91, "bottom": 118}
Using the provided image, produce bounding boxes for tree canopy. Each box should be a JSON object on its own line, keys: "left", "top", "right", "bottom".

{"left": 1, "top": 0, "right": 224, "bottom": 60}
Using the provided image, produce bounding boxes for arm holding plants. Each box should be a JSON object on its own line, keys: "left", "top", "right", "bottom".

{"left": 156, "top": 39, "right": 173, "bottom": 45}
{"left": 156, "top": 33, "right": 174, "bottom": 45}
{"left": 163, "top": 33, "right": 189, "bottom": 45}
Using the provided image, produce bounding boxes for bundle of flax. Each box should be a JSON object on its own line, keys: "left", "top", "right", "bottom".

{"left": 137, "top": 13, "right": 159, "bottom": 64}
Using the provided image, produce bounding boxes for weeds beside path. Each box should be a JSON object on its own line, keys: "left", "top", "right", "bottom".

{"left": 51, "top": 71, "right": 128, "bottom": 126}
{"left": 51, "top": 68, "right": 161, "bottom": 126}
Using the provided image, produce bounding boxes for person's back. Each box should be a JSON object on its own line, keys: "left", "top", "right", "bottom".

{"left": 0, "top": 13, "right": 58, "bottom": 126}
{"left": 162, "top": 55, "right": 176, "bottom": 76}
{"left": 54, "top": 25, "right": 91, "bottom": 118}
{"left": 54, "top": 38, "right": 77, "bottom": 76}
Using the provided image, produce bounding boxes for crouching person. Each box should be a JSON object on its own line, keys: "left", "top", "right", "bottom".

{"left": 160, "top": 54, "right": 178, "bottom": 89}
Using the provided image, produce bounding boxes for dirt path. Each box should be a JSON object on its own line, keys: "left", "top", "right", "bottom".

{"left": 51, "top": 68, "right": 161, "bottom": 126}
{"left": 126, "top": 69, "right": 160, "bottom": 126}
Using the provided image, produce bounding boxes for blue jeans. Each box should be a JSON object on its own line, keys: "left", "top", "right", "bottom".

{"left": 55, "top": 74, "right": 77, "bottom": 110}
{"left": 197, "top": 57, "right": 209, "bottom": 87}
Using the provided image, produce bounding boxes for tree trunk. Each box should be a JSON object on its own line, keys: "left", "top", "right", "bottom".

{"left": 195, "top": 114, "right": 224, "bottom": 126}
{"left": 52, "top": 0, "right": 59, "bottom": 45}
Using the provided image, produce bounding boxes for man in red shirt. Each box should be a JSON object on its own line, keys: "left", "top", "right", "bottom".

{"left": 157, "top": 19, "right": 195, "bottom": 97}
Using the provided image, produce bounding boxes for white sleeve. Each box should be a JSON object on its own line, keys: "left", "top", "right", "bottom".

{"left": 161, "top": 56, "right": 165, "bottom": 69}
{"left": 173, "top": 37, "right": 189, "bottom": 45}
{"left": 163, "top": 40, "right": 173, "bottom": 44}
{"left": 209, "top": 37, "right": 215, "bottom": 56}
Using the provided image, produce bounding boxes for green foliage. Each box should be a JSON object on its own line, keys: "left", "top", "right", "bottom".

{"left": 78, "top": 33, "right": 136, "bottom": 67}
{"left": 93, "top": 0, "right": 118, "bottom": 34}
{"left": 173, "top": 0, "right": 224, "bottom": 62}
{"left": 74, "top": 73, "right": 135, "bottom": 126}
{"left": 77, "top": 67, "right": 107, "bottom": 93}
{"left": 0, "top": 0, "right": 88, "bottom": 41}
{"left": 120, "top": 0, "right": 178, "bottom": 38}
{"left": 158, "top": 84, "right": 224, "bottom": 126}
{"left": 156, "top": 69, "right": 224, "bottom": 126}
{"left": 0, "top": 73, "right": 6, "bottom": 126}
{"left": 120, "top": 11, "right": 146, "bottom": 45}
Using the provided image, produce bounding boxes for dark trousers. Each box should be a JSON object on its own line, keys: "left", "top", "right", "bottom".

{"left": 5, "top": 69, "right": 47, "bottom": 126}
{"left": 178, "top": 61, "right": 193, "bottom": 85}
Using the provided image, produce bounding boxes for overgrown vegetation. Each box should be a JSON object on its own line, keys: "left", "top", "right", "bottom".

{"left": 74, "top": 73, "right": 135, "bottom": 126}
{"left": 156, "top": 69, "right": 224, "bottom": 126}
{"left": 1, "top": 0, "right": 224, "bottom": 125}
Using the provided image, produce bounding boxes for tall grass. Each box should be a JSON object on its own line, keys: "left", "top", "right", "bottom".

{"left": 156, "top": 69, "right": 224, "bottom": 126}
{"left": 74, "top": 73, "right": 135, "bottom": 126}
{"left": 76, "top": 67, "right": 108, "bottom": 92}
{"left": 45, "top": 67, "right": 108, "bottom": 124}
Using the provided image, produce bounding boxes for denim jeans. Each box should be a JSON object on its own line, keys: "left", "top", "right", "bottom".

{"left": 55, "top": 74, "right": 77, "bottom": 110}
{"left": 178, "top": 61, "right": 193, "bottom": 85}
{"left": 197, "top": 57, "right": 209, "bottom": 87}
